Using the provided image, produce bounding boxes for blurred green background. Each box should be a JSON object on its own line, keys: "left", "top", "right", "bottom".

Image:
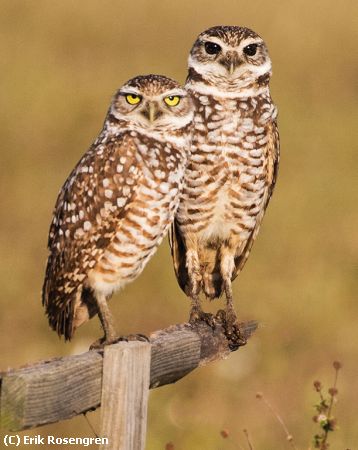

{"left": 0, "top": 0, "right": 357, "bottom": 448}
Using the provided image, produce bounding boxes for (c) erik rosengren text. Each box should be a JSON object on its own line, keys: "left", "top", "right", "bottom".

{"left": 3, "top": 434, "right": 109, "bottom": 447}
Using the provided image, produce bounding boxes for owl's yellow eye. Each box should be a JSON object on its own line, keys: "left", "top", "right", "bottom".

{"left": 164, "top": 95, "right": 181, "bottom": 107}
{"left": 125, "top": 94, "right": 141, "bottom": 105}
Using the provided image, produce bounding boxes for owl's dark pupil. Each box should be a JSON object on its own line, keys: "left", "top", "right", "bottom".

{"left": 243, "top": 44, "right": 258, "bottom": 56}
{"left": 204, "top": 41, "right": 221, "bottom": 55}
{"left": 131, "top": 95, "right": 138, "bottom": 99}
{"left": 169, "top": 96, "right": 174, "bottom": 100}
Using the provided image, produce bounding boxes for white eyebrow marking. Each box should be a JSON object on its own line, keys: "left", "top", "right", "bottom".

{"left": 119, "top": 87, "right": 142, "bottom": 96}
{"left": 200, "top": 37, "right": 224, "bottom": 47}
{"left": 198, "top": 36, "right": 264, "bottom": 53}
{"left": 238, "top": 37, "right": 264, "bottom": 52}
{"left": 161, "top": 89, "right": 187, "bottom": 98}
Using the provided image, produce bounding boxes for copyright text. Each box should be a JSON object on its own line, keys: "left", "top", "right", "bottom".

{"left": 3, "top": 434, "right": 109, "bottom": 446}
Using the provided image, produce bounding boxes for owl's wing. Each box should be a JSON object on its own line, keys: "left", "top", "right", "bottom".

{"left": 232, "top": 119, "right": 280, "bottom": 280}
{"left": 169, "top": 218, "right": 189, "bottom": 295}
{"left": 42, "top": 133, "right": 143, "bottom": 339}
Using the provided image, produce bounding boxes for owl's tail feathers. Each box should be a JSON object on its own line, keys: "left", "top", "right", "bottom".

{"left": 197, "top": 243, "right": 223, "bottom": 300}
{"left": 42, "top": 279, "right": 98, "bottom": 341}
{"left": 202, "top": 271, "right": 223, "bottom": 300}
{"left": 41, "top": 279, "right": 77, "bottom": 340}
{"left": 170, "top": 221, "right": 225, "bottom": 300}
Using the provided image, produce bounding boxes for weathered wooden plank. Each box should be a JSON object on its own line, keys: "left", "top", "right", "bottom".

{"left": 0, "top": 352, "right": 103, "bottom": 431}
{"left": 149, "top": 324, "right": 201, "bottom": 388}
{"left": 99, "top": 342, "right": 151, "bottom": 450}
{"left": 0, "top": 320, "right": 257, "bottom": 431}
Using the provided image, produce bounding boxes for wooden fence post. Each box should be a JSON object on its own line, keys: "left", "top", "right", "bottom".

{"left": 99, "top": 341, "right": 151, "bottom": 450}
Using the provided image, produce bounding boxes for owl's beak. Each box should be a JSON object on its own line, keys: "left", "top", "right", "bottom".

{"left": 142, "top": 102, "right": 161, "bottom": 123}
{"left": 229, "top": 62, "right": 235, "bottom": 75}
{"left": 148, "top": 103, "right": 156, "bottom": 123}
{"left": 220, "top": 51, "right": 240, "bottom": 75}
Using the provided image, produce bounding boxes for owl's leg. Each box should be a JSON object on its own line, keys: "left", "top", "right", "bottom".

{"left": 185, "top": 248, "right": 204, "bottom": 322}
{"left": 92, "top": 292, "right": 118, "bottom": 347}
{"left": 189, "top": 294, "right": 202, "bottom": 322}
{"left": 185, "top": 247, "right": 216, "bottom": 327}
{"left": 220, "top": 244, "right": 239, "bottom": 335}
{"left": 224, "top": 280, "right": 238, "bottom": 332}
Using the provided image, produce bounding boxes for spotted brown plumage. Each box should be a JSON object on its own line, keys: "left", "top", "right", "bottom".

{"left": 170, "top": 26, "right": 280, "bottom": 329}
{"left": 43, "top": 74, "right": 193, "bottom": 343}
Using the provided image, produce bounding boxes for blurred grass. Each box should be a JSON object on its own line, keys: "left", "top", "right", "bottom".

{"left": 0, "top": 0, "right": 357, "bottom": 448}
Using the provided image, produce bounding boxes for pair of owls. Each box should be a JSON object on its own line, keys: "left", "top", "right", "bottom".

{"left": 42, "top": 25, "right": 279, "bottom": 346}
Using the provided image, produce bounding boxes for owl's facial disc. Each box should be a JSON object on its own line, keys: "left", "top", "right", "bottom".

{"left": 188, "top": 27, "right": 272, "bottom": 91}
{"left": 193, "top": 37, "right": 269, "bottom": 77}
{"left": 111, "top": 82, "right": 193, "bottom": 132}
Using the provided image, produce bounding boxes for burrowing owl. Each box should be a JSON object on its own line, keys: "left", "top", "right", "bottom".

{"left": 170, "top": 26, "right": 280, "bottom": 331}
{"left": 42, "top": 74, "right": 193, "bottom": 345}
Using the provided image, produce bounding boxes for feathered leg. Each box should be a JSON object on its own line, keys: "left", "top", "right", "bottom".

{"left": 91, "top": 292, "right": 118, "bottom": 348}
{"left": 186, "top": 245, "right": 217, "bottom": 327}
{"left": 186, "top": 248, "right": 204, "bottom": 322}
{"left": 220, "top": 242, "right": 239, "bottom": 334}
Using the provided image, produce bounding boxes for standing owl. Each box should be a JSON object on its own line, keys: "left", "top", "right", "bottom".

{"left": 170, "top": 26, "right": 280, "bottom": 333}
{"left": 42, "top": 74, "right": 193, "bottom": 345}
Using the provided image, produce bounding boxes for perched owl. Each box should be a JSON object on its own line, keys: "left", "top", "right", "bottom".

{"left": 170, "top": 26, "right": 280, "bottom": 332}
{"left": 42, "top": 74, "right": 193, "bottom": 345}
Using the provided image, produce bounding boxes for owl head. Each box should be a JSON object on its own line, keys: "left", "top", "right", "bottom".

{"left": 188, "top": 26, "right": 272, "bottom": 92}
{"left": 109, "top": 74, "right": 193, "bottom": 134}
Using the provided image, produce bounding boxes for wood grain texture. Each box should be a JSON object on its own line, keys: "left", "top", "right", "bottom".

{"left": 0, "top": 320, "right": 257, "bottom": 431}
{"left": 99, "top": 342, "right": 151, "bottom": 450}
{"left": 0, "top": 352, "right": 103, "bottom": 431}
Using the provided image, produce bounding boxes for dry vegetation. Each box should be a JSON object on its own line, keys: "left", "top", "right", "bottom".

{"left": 0, "top": 0, "right": 357, "bottom": 449}
{"left": 165, "top": 362, "right": 346, "bottom": 449}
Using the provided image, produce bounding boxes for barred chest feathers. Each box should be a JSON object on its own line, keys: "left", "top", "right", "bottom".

{"left": 177, "top": 89, "right": 277, "bottom": 243}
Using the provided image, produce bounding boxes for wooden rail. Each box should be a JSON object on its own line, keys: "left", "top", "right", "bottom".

{"left": 0, "top": 319, "right": 257, "bottom": 433}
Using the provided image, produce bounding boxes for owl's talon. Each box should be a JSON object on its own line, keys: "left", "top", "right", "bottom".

{"left": 89, "top": 335, "right": 126, "bottom": 350}
{"left": 126, "top": 333, "right": 150, "bottom": 343}
{"left": 189, "top": 309, "right": 216, "bottom": 328}
{"left": 225, "top": 316, "right": 247, "bottom": 349}
{"left": 202, "top": 312, "right": 216, "bottom": 328}
{"left": 89, "top": 333, "right": 150, "bottom": 350}
{"left": 213, "top": 308, "right": 247, "bottom": 348}
{"left": 89, "top": 339, "right": 103, "bottom": 350}
{"left": 215, "top": 309, "right": 226, "bottom": 322}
